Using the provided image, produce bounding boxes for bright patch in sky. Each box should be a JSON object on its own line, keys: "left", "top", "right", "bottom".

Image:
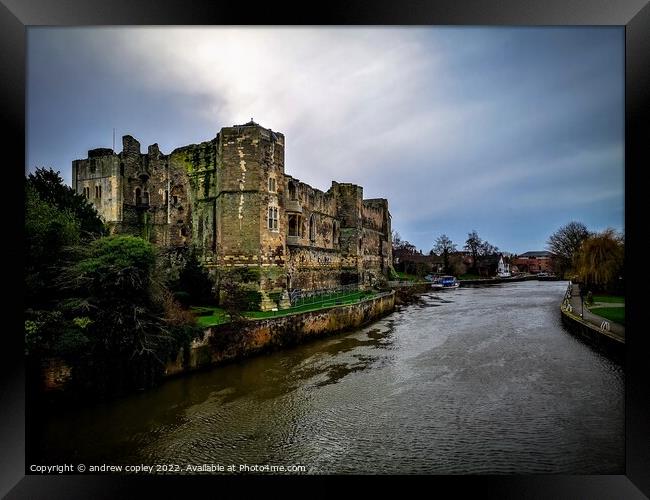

{"left": 27, "top": 27, "right": 624, "bottom": 254}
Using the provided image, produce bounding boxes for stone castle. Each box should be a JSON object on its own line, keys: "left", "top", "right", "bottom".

{"left": 72, "top": 120, "right": 392, "bottom": 310}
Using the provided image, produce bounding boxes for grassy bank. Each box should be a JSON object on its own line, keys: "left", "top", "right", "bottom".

{"left": 590, "top": 306, "right": 625, "bottom": 325}
{"left": 192, "top": 290, "right": 377, "bottom": 327}
{"left": 458, "top": 273, "right": 482, "bottom": 280}
{"left": 592, "top": 295, "right": 624, "bottom": 304}
{"left": 395, "top": 271, "right": 420, "bottom": 282}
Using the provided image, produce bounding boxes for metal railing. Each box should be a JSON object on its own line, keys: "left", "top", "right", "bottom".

{"left": 561, "top": 282, "right": 574, "bottom": 312}
{"left": 288, "top": 283, "right": 364, "bottom": 308}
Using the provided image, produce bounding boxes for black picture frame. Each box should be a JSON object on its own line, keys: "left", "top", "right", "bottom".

{"left": 3, "top": 0, "right": 649, "bottom": 497}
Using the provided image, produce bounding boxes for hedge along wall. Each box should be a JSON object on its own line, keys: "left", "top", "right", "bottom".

{"left": 164, "top": 291, "right": 395, "bottom": 376}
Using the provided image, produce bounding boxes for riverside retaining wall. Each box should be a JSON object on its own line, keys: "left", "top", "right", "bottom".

{"left": 164, "top": 290, "right": 395, "bottom": 376}
{"left": 560, "top": 307, "right": 625, "bottom": 361}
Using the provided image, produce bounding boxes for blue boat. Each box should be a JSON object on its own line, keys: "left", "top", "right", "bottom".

{"left": 431, "top": 275, "right": 460, "bottom": 290}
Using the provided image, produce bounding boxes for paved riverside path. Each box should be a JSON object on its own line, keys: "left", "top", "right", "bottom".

{"left": 567, "top": 283, "right": 625, "bottom": 342}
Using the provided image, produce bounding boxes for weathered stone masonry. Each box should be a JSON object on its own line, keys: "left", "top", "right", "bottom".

{"left": 72, "top": 121, "right": 393, "bottom": 310}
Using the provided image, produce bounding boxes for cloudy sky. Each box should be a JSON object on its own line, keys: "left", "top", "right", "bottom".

{"left": 27, "top": 27, "right": 624, "bottom": 254}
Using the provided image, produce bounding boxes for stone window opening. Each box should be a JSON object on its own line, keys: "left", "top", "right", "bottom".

{"left": 268, "top": 206, "right": 279, "bottom": 231}
{"left": 173, "top": 195, "right": 178, "bottom": 205}
{"left": 309, "top": 214, "right": 316, "bottom": 242}
{"left": 83, "top": 187, "right": 90, "bottom": 198}
{"left": 268, "top": 177, "right": 276, "bottom": 193}
{"left": 120, "top": 163, "right": 125, "bottom": 176}
{"left": 288, "top": 181, "right": 297, "bottom": 200}
{"left": 164, "top": 190, "right": 169, "bottom": 205}
{"left": 95, "top": 185, "right": 102, "bottom": 199}
{"left": 288, "top": 214, "right": 301, "bottom": 237}
{"left": 135, "top": 187, "right": 142, "bottom": 205}
{"left": 143, "top": 191, "right": 150, "bottom": 205}
{"left": 333, "top": 221, "right": 340, "bottom": 245}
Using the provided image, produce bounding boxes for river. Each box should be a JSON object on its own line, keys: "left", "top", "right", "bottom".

{"left": 32, "top": 281, "right": 624, "bottom": 474}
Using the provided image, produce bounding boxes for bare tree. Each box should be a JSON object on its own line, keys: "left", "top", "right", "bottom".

{"left": 464, "top": 230, "right": 482, "bottom": 273}
{"left": 433, "top": 234, "right": 457, "bottom": 274}
{"left": 480, "top": 241, "right": 499, "bottom": 256}
{"left": 547, "top": 221, "right": 590, "bottom": 277}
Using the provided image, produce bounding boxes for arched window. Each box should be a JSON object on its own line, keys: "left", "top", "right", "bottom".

{"left": 309, "top": 214, "right": 316, "bottom": 242}
{"left": 268, "top": 177, "right": 276, "bottom": 193}
{"left": 288, "top": 181, "right": 296, "bottom": 200}
{"left": 135, "top": 187, "right": 141, "bottom": 205}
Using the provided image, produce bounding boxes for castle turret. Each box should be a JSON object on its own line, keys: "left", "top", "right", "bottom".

{"left": 215, "top": 121, "right": 287, "bottom": 310}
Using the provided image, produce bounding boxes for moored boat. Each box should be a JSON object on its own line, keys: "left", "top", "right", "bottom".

{"left": 431, "top": 275, "right": 460, "bottom": 289}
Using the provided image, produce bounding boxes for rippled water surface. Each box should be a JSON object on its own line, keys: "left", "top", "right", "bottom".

{"left": 35, "top": 281, "right": 624, "bottom": 474}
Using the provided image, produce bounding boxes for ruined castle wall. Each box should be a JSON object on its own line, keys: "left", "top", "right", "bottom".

{"left": 169, "top": 139, "right": 217, "bottom": 261}
{"left": 360, "top": 199, "right": 392, "bottom": 283}
{"left": 284, "top": 177, "right": 339, "bottom": 250}
{"left": 286, "top": 246, "right": 341, "bottom": 290}
{"left": 284, "top": 179, "right": 359, "bottom": 289}
{"left": 333, "top": 183, "right": 364, "bottom": 260}
{"left": 72, "top": 151, "right": 121, "bottom": 222}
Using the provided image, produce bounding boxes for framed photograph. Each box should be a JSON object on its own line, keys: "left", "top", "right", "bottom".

{"left": 5, "top": 0, "right": 649, "bottom": 497}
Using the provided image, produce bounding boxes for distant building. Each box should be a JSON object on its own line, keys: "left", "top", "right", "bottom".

{"left": 513, "top": 251, "right": 554, "bottom": 274}
{"left": 497, "top": 255, "right": 511, "bottom": 277}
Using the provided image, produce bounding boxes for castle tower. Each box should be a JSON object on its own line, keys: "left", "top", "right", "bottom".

{"left": 330, "top": 182, "right": 364, "bottom": 284}
{"left": 215, "top": 120, "right": 287, "bottom": 310}
{"left": 71, "top": 148, "right": 122, "bottom": 224}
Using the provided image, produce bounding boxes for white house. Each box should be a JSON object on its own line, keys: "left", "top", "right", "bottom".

{"left": 497, "top": 255, "right": 511, "bottom": 278}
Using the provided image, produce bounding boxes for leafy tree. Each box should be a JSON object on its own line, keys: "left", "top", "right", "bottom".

{"left": 547, "top": 221, "right": 590, "bottom": 278}
{"left": 26, "top": 167, "right": 105, "bottom": 238}
{"left": 170, "top": 249, "right": 215, "bottom": 305}
{"left": 575, "top": 228, "right": 624, "bottom": 293}
{"left": 62, "top": 235, "right": 161, "bottom": 351}
{"left": 25, "top": 184, "right": 81, "bottom": 307}
{"left": 433, "top": 234, "right": 457, "bottom": 274}
{"left": 58, "top": 235, "right": 196, "bottom": 394}
{"left": 218, "top": 270, "right": 253, "bottom": 322}
{"left": 25, "top": 168, "right": 199, "bottom": 395}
